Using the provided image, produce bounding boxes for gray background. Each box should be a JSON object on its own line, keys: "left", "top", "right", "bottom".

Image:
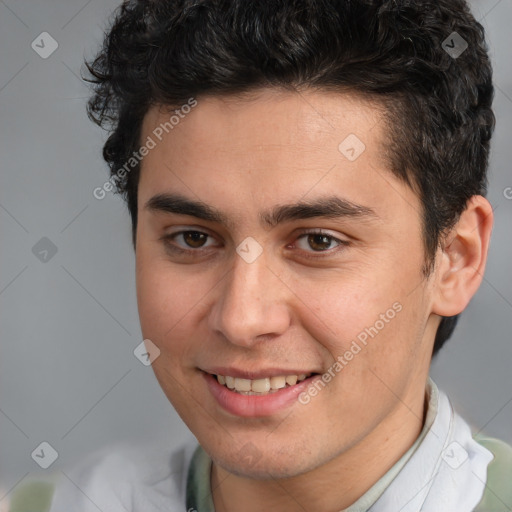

{"left": 0, "top": 0, "right": 511, "bottom": 501}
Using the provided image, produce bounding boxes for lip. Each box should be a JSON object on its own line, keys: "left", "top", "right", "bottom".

{"left": 202, "top": 370, "right": 320, "bottom": 417}
{"left": 202, "top": 367, "right": 317, "bottom": 379}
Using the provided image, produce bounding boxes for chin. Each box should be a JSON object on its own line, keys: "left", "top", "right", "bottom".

{"left": 209, "top": 445, "right": 318, "bottom": 480}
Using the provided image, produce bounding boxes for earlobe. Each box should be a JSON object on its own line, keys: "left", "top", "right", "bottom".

{"left": 431, "top": 195, "right": 494, "bottom": 317}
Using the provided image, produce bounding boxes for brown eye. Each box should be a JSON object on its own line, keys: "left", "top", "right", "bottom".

{"left": 163, "top": 230, "right": 217, "bottom": 252}
{"left": 292, "top": 229, "right": 350, "bottom": 258}
{"left": 306, "top": 233, "right": 335, "bottom": 251}
{"left": 182, "top": 231, "right": 208, "bottom": 248}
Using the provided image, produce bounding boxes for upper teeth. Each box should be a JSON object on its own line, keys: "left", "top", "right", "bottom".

{"left": 216, "top": 374, "right": 310, "bottom": 393}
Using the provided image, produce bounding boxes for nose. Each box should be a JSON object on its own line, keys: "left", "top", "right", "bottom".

{"left": 208, "top": 248, "right": 291, "bottom": 348}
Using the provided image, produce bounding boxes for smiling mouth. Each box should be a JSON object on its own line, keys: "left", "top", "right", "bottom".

{"left": 213, "top": 372, "right": 318, "bottom": 395}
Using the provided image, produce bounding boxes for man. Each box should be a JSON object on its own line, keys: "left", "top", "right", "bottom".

{"left": 9, "top": 0, "right": 512, "bottom": 510}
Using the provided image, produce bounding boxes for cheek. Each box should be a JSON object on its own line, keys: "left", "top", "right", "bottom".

{"left": 282, "top": 267, "right": 394, "bottom": 349}
{"left": 285, "top": 264, "right": 424, "bottom": 382}
{"left": 135, "top": 249, "right": 212, "bottom": 346}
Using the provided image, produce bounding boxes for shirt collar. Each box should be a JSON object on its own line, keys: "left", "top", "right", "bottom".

{"left": 185, "top": 377, "right": 492, "bottom": 512}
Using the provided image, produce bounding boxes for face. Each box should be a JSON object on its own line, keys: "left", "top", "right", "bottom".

{"left": 135, "top": 88, "right": 439, "bottom": 479}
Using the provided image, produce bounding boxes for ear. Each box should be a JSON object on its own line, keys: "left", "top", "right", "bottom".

{"left": 431, "top": 195, "right": 493, "bottom": 317}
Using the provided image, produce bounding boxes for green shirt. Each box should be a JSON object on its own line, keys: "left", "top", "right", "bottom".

{"left": 8, "top": 434, "right": 512, "bottom": 512}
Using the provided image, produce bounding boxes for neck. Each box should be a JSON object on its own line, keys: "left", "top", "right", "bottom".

{"left": 211, "top": 380, "right": 430, "bottom": 512}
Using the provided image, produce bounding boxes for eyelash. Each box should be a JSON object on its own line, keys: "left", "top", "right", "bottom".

{"left": 161, "top": 229, "right": 350, "bottom": 259}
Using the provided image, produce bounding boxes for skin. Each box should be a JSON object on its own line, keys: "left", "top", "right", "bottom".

{"left": 135, "top": 88, "right": 493, "bottom": 511}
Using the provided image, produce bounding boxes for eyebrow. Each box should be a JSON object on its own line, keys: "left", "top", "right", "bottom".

{"left": 144, "top": 192, "right": 378, "bottom": 230}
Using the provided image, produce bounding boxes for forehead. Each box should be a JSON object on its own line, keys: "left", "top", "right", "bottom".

{"left": 142, "top": 87, "right": 386, "bottom": 158}
{"left": 137, "top": 88, "right": 419, "bottom": 228}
